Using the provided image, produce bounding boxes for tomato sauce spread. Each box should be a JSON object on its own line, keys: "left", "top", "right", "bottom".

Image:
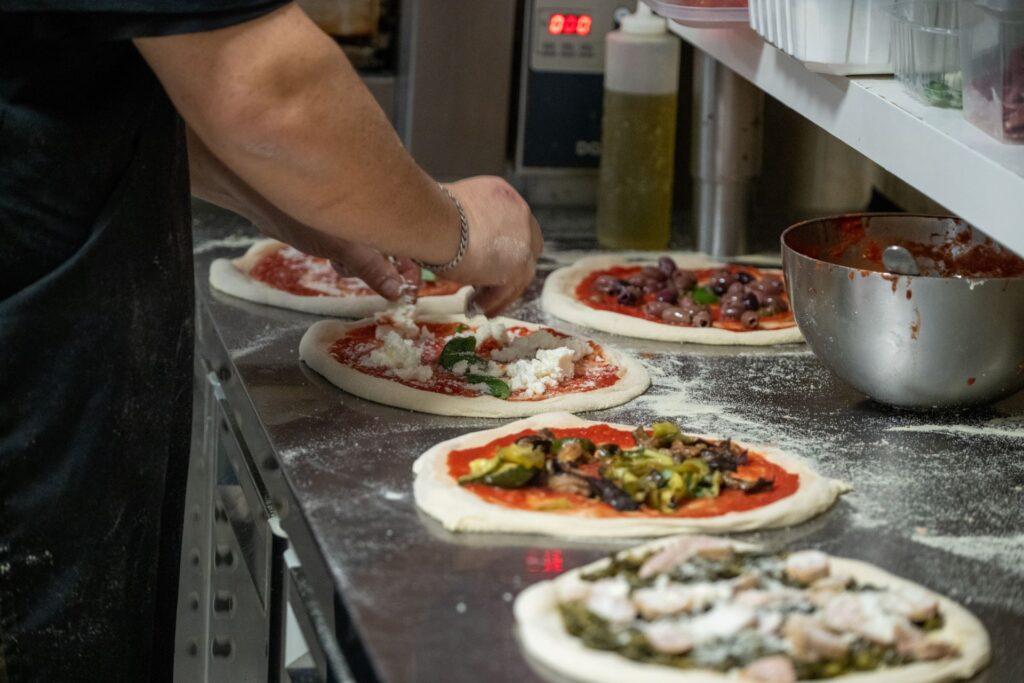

{"left": 328, "top": 324, "right": 621, "bottom": 400}
{"left": 249, "top": 247, "right": 462, "bottom": 297}
{"left": 575, "top": 265, "right": 795, "bottom": 332}
{"left": 804, "top": 217, "right": 1024, "bottom": 279}
{"left": 448, "top": 426, "right": 799, "bottom": 517}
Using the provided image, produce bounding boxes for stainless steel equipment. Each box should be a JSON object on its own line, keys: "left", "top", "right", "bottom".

{"left": 514, "top": 0, "right": 632, "bottom": 205}
{"left": 783, "top": 213, "right": 1024, "bottom": 409}
{"left": 691, "top": 51, "right": 763, "bottom": 256}
{"left": 299, "top": 0, "right": 518, "bottom": 179}
{"left": 183, "top": 201, "right": 1024, "bottom": 682}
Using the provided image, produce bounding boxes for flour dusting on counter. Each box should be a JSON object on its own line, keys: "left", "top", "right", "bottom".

{"left": 913, "top": 533, "right": 1024, "bottom": 577}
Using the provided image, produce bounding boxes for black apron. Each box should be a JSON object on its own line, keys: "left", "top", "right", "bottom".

{"left": 0, "top": 3, "right": 284, "bottom": 680}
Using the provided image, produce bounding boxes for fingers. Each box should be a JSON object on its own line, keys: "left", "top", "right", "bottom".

{"left": 395, "top": 257, "right": 422, "bottom": 289}
{"left": 529, "top": 214, "right": 544, "bottom": 258}
{"left": 332, "top": 244, "right": 405, "bottom": 300}
{"left": 471, "top": 260, "right": 536, "bottom": 316}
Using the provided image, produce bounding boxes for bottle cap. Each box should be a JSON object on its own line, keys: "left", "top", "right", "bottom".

{"left": 621, "top": 2, "right": 668, "bottom": 35}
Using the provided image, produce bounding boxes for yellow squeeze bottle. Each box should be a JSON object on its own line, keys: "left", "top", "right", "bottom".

{"left": 596, "top": 3, "right": 680, "bottom": 250}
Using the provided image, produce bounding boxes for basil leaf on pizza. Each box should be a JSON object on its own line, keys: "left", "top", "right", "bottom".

{"left": 514, "top": 536, "right": 991, "bottom": 683}
{"left": 464, "top": 374, "right": 511, "bottom": 399}
{"left": 299, "top": 311, "right": 650, "bottom": 417}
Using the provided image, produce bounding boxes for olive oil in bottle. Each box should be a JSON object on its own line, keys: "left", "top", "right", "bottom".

{"left": 596, "top": 4, "right": 680, "bottom": 250}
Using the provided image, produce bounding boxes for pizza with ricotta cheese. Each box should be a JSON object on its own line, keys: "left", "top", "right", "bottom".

{"left": 515, "top": 536, "right": 990, "bottom": 682}
{"left": 413, "top": 413, "right": 847, "bottom": 536}
{"left": 210, "top": 238, "right": 473, "bottom": 317}
{"left": 299, "top": 309, "right": 650, "bottom": 417}
{"left": 542, "top": 253, "right": 803, "bottom": 345}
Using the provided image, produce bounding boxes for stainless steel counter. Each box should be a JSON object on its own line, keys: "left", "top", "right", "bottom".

{"left": 190, "top": 201, "right": 1024, "bottom": 682}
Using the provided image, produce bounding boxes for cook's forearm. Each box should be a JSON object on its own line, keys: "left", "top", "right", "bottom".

{"left": 137, "top": 4, "right": 459, "bottom": 264}
{"left": 187, "top": 128, "right": 352, "bottom": 258}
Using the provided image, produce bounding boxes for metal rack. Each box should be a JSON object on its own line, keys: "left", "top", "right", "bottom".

{"left": 670, "top": 23, "right": 1024, "bottom": 255}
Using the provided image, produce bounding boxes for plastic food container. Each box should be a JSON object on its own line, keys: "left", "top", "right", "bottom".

{"left": 748, "top": 0, "right": 893, "bottom": 75}
{"left": 960, "top": 0, "right": 1024, "bottom": 143}
{"left": 646, "top": 0, "right": 749, "bottom": 28}
{"left": 889, "top": 1, "right": 962, "bottom": 108}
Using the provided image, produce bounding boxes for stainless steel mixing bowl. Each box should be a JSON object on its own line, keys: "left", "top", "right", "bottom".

{"left": 782, "top": 214, "right": 1024, "bottom": 409}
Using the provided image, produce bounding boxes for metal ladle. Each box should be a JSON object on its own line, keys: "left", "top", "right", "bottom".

{"left": 882, "top": 245, "right": 921, "bottom": 276}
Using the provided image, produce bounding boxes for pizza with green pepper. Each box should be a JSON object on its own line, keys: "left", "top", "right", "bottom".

{"left": 413, "top": 413, "right": 847, "bottom": 536}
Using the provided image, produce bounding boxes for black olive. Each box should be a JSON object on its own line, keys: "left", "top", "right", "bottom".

{"left": 654, "top": 288, "right": 678, "bottom": 304}
{"left": 742, "top": 292, "right": 760, "bottom": 311}
{"left": 594, "top": 275, "right": 618, "bottom": 293}
{"left": 661, "top": 307, "right": 691, "bottom": 325}
{"left": 596, "top": 443, "right": 621, "bottom": 459}
{"left": 721, "top": 305, "right": 743, "bottom": 320}
{"left": 764, "top": 296, "right": 788, "bottom": 313}
{"left": 737, "top": 271, "right": 753, "bottom": 284}
{"left": 672, "top": 271, "right": 697, "bottom": 291}
{"left": 764, "top": 277, "right": 785, "bottom": 295}
{"left": 643, "top": 300, "right": 671, "bottom": 317}
{"left": 658, "top": 256, "right": 677, "bottom": 276}
{"left": 740, "top": 310, "right": 759, "bottom": 329}
{"left": 710, "top": 283, "right": 727, "bottom": 296}
{"left": 617, "top": 286, "right": 642, "bottom": 305}
{"left": 586, "top": 478, "right": 640, "bottom": 511}
{"left": 693, "top": 310, "right": 712, "bottom": 327}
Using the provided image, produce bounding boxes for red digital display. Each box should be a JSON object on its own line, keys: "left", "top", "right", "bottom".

{"left": 547, "top": 13, "right": 593, "bottom": 36}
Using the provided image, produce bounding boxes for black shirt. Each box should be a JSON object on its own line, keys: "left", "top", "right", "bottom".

{"left": 0, "top": 3, "right": 284, "bottom": 680}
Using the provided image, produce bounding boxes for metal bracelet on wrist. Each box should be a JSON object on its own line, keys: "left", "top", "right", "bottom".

{"left": 413, "top": 184, "right": 469, "bottom": 274}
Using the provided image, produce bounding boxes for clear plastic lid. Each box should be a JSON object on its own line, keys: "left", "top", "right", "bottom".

{"left": 645, "top": 0, "right": 748, "bottom": 28}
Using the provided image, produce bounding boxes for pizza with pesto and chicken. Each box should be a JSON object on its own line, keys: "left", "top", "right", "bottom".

{"left": 515, "top": 536, "right": 990, "bottom": 683}
{"left": 299, "top": 309, "right": 650, "bottom": 417}
{"left": 413, "top": 413, "right": 846, "bottom": 536}
{"left": 542, "top": 253, "right": 803, "bottom": 345}
{"left": 209, "top": 238, "right": 472, "bottom": 317}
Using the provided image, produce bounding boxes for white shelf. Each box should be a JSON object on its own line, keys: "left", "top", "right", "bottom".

{"left": 670, "top": 23, "right": 1024, "bottom": 256}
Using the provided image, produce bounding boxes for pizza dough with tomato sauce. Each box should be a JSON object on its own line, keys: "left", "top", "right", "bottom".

{"left": 210, "top": 238, "right": 473, "bottom": 317}
{"left": 542, "top": 253, "right": 804, "bottom": 345}
{"left": 299, "top": 313, "right": 650, "bottom": 418}
{"left": 413, "top": 412, "right": 848, "bottom": 536}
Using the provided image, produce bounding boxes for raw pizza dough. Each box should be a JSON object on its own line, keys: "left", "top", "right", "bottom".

{"left": 515, "top": 537, "right": 991, "bottom": 683}
{"left": 300, "top": 318, "right": 651, "bottom": 418}
{"left": 542, "top": 253, "right": 804, "bottom": 346}
{"left": 210, "top": 238, "right": 473, "bottom": 317}
{"left": 413, "top": 412, "right": 849, "bottom": 536}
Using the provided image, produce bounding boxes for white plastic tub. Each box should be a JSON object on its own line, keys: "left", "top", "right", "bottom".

{"left": 646, "top": 0, "right": 749, "bottom": 28}
{"left": 748, "top": 0, "right": 894, "bottom": 74}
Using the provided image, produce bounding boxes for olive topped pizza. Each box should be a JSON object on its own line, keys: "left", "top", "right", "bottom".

{"left": 210, "top": 238, "right": 472, "bottom": 317}
{"left": 299, "top": 310, "right": 650, "bottom": 417}
{"left": 515, "top": 536, "right": 990, "bottom": 682}
{"left": 542, "top": 253, "right": 804, "bottom": 345}
{"left": 413, "top": 413, "right": 847, "bottom": 535}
